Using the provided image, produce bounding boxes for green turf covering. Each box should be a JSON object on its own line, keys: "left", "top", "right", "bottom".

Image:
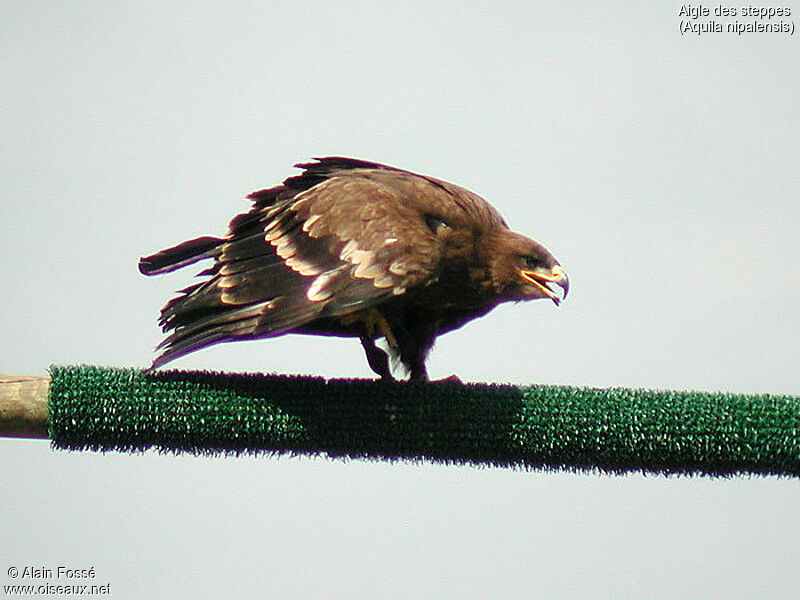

{"left": 47, "top": 365, "right": 800, "bottom": 476}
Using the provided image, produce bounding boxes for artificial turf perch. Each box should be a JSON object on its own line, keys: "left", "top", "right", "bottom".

{"left": 2, "top": 367, "right": 798, "bottom": 477}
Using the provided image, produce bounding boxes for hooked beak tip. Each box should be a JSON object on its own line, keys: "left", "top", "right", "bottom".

{"left": 520, "top": 265, "right": 569, "bottom": 305}
{"left": 551, "top": 265, "right": 569, "bottom": 302}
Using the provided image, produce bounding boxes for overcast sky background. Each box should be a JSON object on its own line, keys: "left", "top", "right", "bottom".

{"left": 2, "top": 2, "right": 799, "bottom": 598}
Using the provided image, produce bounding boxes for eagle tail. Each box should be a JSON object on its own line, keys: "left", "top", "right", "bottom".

{"left": 150, "top": 295, "right": 318, "bottom": 369}
{"left": 138, "top": 236, "right": 223, "bottom": 276}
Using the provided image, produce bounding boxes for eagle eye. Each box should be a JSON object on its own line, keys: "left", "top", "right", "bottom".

{"left": 424, "top": 214, "right": 451, "bottom": 235}
{"left": 521, "top": 255, "right": 541, "bottom": 270}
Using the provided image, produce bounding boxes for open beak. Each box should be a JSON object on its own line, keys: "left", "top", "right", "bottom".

{"left": 520, "top": 265, "right": 569, "bottom": 305}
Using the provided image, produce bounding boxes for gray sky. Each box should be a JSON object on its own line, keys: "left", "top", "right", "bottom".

{"left": 2, "top": 2, "right": 799, "bottom": 598}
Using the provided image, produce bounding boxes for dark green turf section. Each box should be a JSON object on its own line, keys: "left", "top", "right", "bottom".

{"left": 47, "top": 365, "right": 800, "bottom": 476}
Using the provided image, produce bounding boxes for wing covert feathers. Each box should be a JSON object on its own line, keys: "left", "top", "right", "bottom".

{"left": 143, "top": 157, "right": 506, "bottom": 368}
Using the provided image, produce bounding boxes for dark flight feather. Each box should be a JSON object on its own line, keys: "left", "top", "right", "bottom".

{"left": 141, "top": 157, "right": 568, "bottom": 379}
{"left": 138, "top": 236, "right": 222, "bottom": 276}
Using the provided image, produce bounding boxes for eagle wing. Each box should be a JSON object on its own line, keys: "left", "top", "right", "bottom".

{"left": 147, "top": 165, "right": 451, "bottom": 367}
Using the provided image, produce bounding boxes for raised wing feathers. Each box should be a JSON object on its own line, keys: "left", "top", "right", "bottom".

{"left": 149, "top": 167, "right": 452, "bottom": 367}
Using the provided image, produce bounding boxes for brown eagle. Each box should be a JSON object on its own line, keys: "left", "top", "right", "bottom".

{"left": 140, "top": 158, "right": 568, "bottom": 380}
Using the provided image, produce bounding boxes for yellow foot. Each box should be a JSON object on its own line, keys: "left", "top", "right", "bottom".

{"left": 341, "top": 308, "right": 398, "bottom": 348}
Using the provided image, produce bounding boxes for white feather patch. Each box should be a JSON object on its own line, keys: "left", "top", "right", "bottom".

{"left": 217, "top": 276, "right": 238, "bottom": 290}
{"left": 372, "top": 273, "right": 396, "bottom": 289}
{"left": 353, "top": 258, "right": 385, "bottom": 280}
{"left": 339, "top": 239, "right": 360, "bottom": 262}
{"left": 273, "top": 236, "right": 298, "bottom": 260}
{"left": 302, "top": 214, "right": 322, "bottom": 233}
{"left": 285, "top": 255, "right": 324, "bottom": 276}
{"left": 264, "top": 217, "right": 290, "bottom": 242}
{"left": 306, "top": 271, "right": 339, "bottom": 302}
{"left": 388, "top": 260, "right": 413, "bottom": 276}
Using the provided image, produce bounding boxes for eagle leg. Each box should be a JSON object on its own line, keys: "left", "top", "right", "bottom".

{"left": 359, "top": 335, "right": 394, "bottom": 381}
{"left": 408, "top": 361, "right": 429, "bottom": 382}
{"left": 392, "top": 322, "right": 432, "bottom": 382}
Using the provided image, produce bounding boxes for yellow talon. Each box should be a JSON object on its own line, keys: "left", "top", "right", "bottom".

{"left": 341, "top": 308, "right": 397, "bottom": 348}
{"left": 369, "top": 309, "right": 398, "bottom": 348}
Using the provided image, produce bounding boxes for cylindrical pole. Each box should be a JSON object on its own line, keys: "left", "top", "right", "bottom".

{"left": 0, "top": 375, "right": 49, "bottom": 439}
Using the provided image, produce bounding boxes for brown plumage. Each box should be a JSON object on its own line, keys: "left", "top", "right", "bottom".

{"left": 139, "top": 157, "right": 568, "bottom": 380}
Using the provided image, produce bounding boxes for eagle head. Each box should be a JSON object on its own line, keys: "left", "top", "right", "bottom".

{"left": 488, "top": 230, "right": 569, "bottom": 305}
